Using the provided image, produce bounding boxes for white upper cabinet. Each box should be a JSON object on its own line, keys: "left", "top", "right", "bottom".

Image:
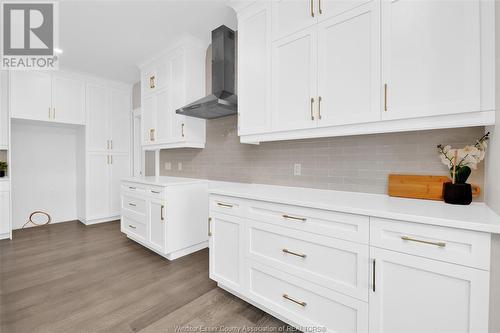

{"left": 236, "top": 0, "right": 494, "bottom": 144}
{"left": 317, "top": 1, "right": 380, "bottom": 126}
{"left": 51, "top": 74, "right": 86, "bottom": 125}
{"left": 140, "top": 40, "right": 206, "bottom": 150}
{"left": 10, "top": 71, "right": 85, "bottom": 125}
{"left": 10, "top": 71, "right": 52, "bottom": 122}
{"left": 272, "top": 0, "right": 318, "bottom": 40}
{"left": 86, "top": 84, "right": 131, "bottom": 153}
{"left": 382, "top": 0, "right": 481, "bottom": 120}
{"left": 272, "top": 26, "right": 317, "bottom": 131}
{"left": 237, "top": 2, "right": 272, "bottom": 136}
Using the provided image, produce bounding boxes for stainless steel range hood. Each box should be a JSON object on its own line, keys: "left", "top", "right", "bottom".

{"left": 176, "top": 25, "right": 237, "bottom": 119}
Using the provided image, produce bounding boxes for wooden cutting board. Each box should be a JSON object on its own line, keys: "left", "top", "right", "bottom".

{"left": 388, "top": 174, "right": 451, "bottom": 201}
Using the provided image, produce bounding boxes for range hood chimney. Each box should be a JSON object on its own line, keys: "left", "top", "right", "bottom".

{"left": 176, "top": 25, "right": 237, "bottom": 119}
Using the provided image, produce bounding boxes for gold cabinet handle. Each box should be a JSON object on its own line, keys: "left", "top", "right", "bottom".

{"left": 217, "top": 202, "right": 233, "bottom": 208}
{"left": 107, "top": 140, "right": 110, "bottom": 149}
{"left": 110, "top": 155, "right": 113, "bottom": 164}
{"left": 128, "top": 224, "right": 136, "bottom": 229}
{"left": 128, "top": 186, "right": 136, "bottom": 190}
{"left": 151, "top": 190, "right": 161, "bottom": 194}
{"left": 283, "top": 294, "right": 307, "bottom": 307}
{"left": 318, "top": 0, "right": 322, "bottom": 14}
{"left": 384, "top": 83, "right": 388, "bottom": 112}
{"left": 310, "top": 97, "right": 315, "bottom": 120}
{"left": 181, "top": 123, "right": 185, "bottom": 138}
{"left": 310, "top": 0, "right": 314, "bottom": 17}
{"left": 208, "top": 217, "right": 212, "bottom": 236}
{"left": 318, "top": 96, "right": 322, "bottom": 120}
{"left": 282, "top": 214, "right": 306, "bottom": 222}
{"left": 150, "top": 129, "right": 155, "bottom": 141}
{"left": 107, "top": 155, "right": 110, "bottom": 164}
{"left": 110, "top": 140, "right": 113, "bottom": 150}
{"left": 48, "top": 107, "right": 51, "bottom": 119}
{"left": 372, "top": 259, "right": 376, "bottom": 292}
{"left": 149, "top": 75, "right": 155, "bottom": 89}
{"left": 282, "top": 248, "right": 306, "bottom": 258}
{"left": 401, "top": 235, "right": 446, "bottom": 247}
{"left": 161, "top": 205, "right": 164, "bottom": 221}
{"left": 53, "top": 108, "right": 56, "bottom": 119}
{"left": 128, "top": 203, "right": 136, "bottom": 207}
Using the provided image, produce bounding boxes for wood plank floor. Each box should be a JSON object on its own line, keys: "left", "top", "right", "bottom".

{"left": 0, "top": 221, "right": 292, "bottom": 333}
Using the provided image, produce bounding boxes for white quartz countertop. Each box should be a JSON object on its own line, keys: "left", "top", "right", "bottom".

{"left": 122, "top": 176, "right": 208, "bottom": 187}
{"left": 209, "top": 183, "right": 500, "bottom": 234}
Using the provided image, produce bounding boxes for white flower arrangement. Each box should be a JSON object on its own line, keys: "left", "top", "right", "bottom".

{"left": 437, "top": 132, "right": 490, "bottom": 184}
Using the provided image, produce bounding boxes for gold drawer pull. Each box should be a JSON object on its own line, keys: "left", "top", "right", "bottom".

{"left": 282, "top": 214, "right": 306, "bottom": 222}
{"left": 128, "top": 224, "right": 136, "bottom": 229}
{"left": 401, "top": 236, "right": 446, "bottom": 248}
{"left": 151, "top": 190, "right": 161, "bottom": 194}
{"left": 282, "top": 248, "right": 306, "bottom": 258}
{"left": 128, "top": 186, "right": 136, "bottom": 190}
{"left": 161, "top": 205, "right": 164, "bottom": 221}
{"left": 208, "top": 217, "right": 212, "bottom": 237}
{"left": 283, "top": 294, "right": 307, "bottom": 307}
{"left": 310, "top": 97, "right": 315, "bottom": 120}
{"left": 128, "top": 203, "right": 136, "bottom": 207}
{"left": 217, "top": 202, "right": 233, "bottom": 208}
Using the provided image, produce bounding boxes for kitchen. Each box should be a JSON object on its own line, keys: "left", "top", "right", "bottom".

{"left": 1, "top": 1, "right": 500, "bottom": 332}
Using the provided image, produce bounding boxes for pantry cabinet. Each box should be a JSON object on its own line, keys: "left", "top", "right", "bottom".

{"left": 10, "top": 71, "right": 85, "bottom": 125}
{"left": 139, "top": 39, "right": 206, "bottom": 150}
{"left": 369, "top": 247, "right": 489, "bottom": 333}
{"left": 236, "top": 0, "right": 495, "bottom": 144}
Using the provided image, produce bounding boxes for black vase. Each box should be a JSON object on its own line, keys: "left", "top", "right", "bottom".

{"left": 443, "top": 182, "right": 472, "bottom": 205}
{"left": 0, "top": 170, "right": 4, "bottom": 178}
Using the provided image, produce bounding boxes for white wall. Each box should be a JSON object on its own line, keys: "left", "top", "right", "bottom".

{"left": 11, "top": 121, "right": 83, "bottom": 229}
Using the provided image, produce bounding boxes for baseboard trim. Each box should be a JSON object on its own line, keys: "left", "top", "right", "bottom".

{"left": 0, "top": 232, "right": 11, "bottom": 240}
{"left": 81, "top": 216, "right": 120, "bottom": 226}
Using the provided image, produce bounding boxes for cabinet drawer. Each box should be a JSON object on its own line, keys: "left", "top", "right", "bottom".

{"left": 122, "top": 206, "right": 146, "bottom": 225}
{"left": 145, "top": 186, "right": 165, "bottom": 198}
{"left": 246, "top": 200, "right": 369, "bottom": 244}
{"left": 210, "top": 195, "right": 244, "bottom": 216}
{"left": 122, "top": 216, "right": 146, "bottom": 240}
{"left": 247, "top": 261, "right": 368, "bottom": 333}
{"left": 122, "top": 195, "right": 146, "bottom": 214}
{"left": 370, "top": 217, "right": 491, "bottom": 270}
{"left": 122, "top": 183, "right": 146, "bottom": 195}
{"left": 247, "top": 220, "right": 369, "bottom": 301}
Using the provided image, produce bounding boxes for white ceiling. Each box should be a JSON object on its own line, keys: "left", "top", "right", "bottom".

{"left": 58, "top": 1, "right": 237, "bottom": 84}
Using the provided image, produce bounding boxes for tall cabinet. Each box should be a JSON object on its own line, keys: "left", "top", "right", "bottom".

{"left": 85, "top": 82, "right": 131, "bottom": 224}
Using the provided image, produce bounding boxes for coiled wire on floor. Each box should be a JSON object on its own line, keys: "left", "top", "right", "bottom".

{"left": 22, "top": 211, "right": 51, "bottom": 229}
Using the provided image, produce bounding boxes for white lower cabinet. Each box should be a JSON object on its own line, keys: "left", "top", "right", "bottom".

{"left": 208, "top": 193, "right": 491, "bottom": 333}
{"left": 209, "top": 212, "right": 245, "bottom": 293}
{"left": 369, "top": 247, "right": 489, "bottom": 333}
{"left": 121, "top": 178, "right": 209, "bottom": 260}
{"left": 0, "top": 182, "right": 11, "bottom": 239}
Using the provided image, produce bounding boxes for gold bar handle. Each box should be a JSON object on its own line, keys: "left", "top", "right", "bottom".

{"left": 283, "top": 294, "right": 307, "bottom": 307}
{"left": 151, "top": 190, "right": 161, "bottom": 194}
{"left": 401, "top": 235, "right": 446, "bottom": 248}
{"left": 310, "top": 0, "right": 314, "bottom": 17}
{"left": 282, "top": 214, "right": 306, "bottom": 222}
{"left": 128, "top": 203, "right": 136, "bottom": 207}
{"left": 107, "top": 155, "right": 110, "bottom": 165}
{"left": 128, "top": 186, "right": 136, "bottom": 190}
{"left": 110, "top": 155, "right": 113, "bottom": 164}
{"left": 48, "top": 107, "right": 51, "bottom": 119}
{"left": 161, "top": 205, "right": 164, "bottom": 221}
{"left": 181, "top": 123, "right": 185, "bottom": 138}
{"left": 53, "top": 108, "right": 56, "bottom": 119}
{"left": 217, "top": 202, "right": 233, "bottom": 208}
{"left": 110, "top": 140, "right": 113, "bottom": 150}
{"left": 107, "top": 140, "right": 109, "bottom": 150}
{"left": 128, "top": 224, "right": 136, "bottom": 229}
{"left": 208, "top": 217, "right": 212, "bottom": 237}
{"left": 372, "top": 259, "right": 376, "bottom": 292}
{"left": 318, "top": 0, "right": 322, "bottom": 14}
{"left": 149, "top": 75, "right": 155, "bottom": 89}
{"left": 310, "top": 97, "right": 315, "bottom": 120}
{"left": 150, "top": 129, "right": 155, "bottom": 141}
{"left": 384, "top": 83, "right": 388, "bottom": 112}
{"left": 318, "top": 96, "right": 322, "bottom": 120}
{"left": 282, "top": 248, "right": 306, "bottom": 258}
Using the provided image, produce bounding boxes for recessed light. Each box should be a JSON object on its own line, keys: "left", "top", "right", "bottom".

{"left": 54, "top": 48, "right": 63, "bottom": 54}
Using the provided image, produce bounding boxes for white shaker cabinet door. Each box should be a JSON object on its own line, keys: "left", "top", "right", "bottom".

{"left": 10, "top": 71, "right": 52, "bottom": 122}
{"left": 382, "top": 0, "right": 481, "bottom": 119}
{"left": 141, "top": 94, "right": 156, "bottom": 146}
{"left": 169, "top": 52, "right": 186, "bottom": 142}
{"left": 86, "top": 84, "right": 109, "bottom": 152}
{"left": 109, "top": 154, "right": 130, "bottom": 216}
{"left": 110, "top": 89, "right": 131, "bottom": 153}
{"left": 369, "top": 247, "right": 489, "bottom": 333}
{"left": 209, "top": 212, "right": 245, "bottom": 293}
{"left": 155, "top": 88, "right": 171, "bottom": 144}
{"left": 52, "top": 75, "right": 86, "bottom": 125}
{"left": 237, "top": 2, "right": 272, "bottom": 136}
{"left": 272, "top": 0, "right": 318, "bottom": 40}
{"left": 149, "top": 200, "right": 166, "bottom": 253}
{"left": 318, "top": 1, "right": 380, "bottom": 126}
{"left": 86, "top": 153, "right": 110, "bottom": 220}
{"left": 317, "top": 0, "right": 371, "bottom": 22}
{"left": 271, "top": 26, "right": 318, "bottom": 132}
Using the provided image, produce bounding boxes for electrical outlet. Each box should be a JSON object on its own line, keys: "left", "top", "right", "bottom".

{"left": 293, "top": 163, "right": 301, "bottom": 176}
{"left": 164, "top": 162, "right": 171, "bottom": 170}
{"left": 178, "top": 162, "right": 182, "bottom": 171}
